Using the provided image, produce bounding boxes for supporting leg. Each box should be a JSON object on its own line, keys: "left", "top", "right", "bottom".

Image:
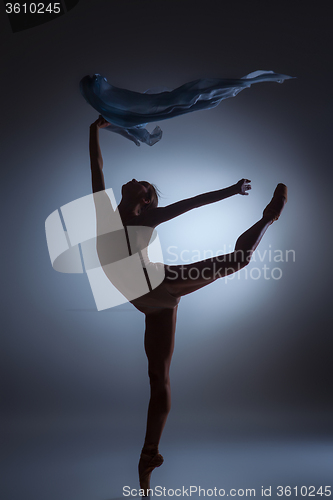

{"left": 139, "top": 307, "right": 178, "bottom": 495}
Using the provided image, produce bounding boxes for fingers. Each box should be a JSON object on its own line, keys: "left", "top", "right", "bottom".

{"left": 96, "top": 115, "right": 111, "bottom": 128}
{"left": 239, "top": 179, "right": 251, "bottom": 195}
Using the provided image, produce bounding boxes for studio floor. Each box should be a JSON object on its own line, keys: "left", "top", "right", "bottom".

{"left": 2, "top": 413, "right": 332, "bottom": 500}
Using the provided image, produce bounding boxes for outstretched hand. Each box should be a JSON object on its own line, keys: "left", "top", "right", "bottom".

{"left": 236, "top": 178, "right": 251, "bottom": 195}
{"left": 91, "top": 115, "right": 110, "bottom": 129}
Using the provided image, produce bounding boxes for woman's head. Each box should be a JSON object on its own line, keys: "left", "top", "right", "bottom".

{"left": 139, "top": 181, "right": 159, "bottom": 212}
{"left": 121, "top": 179, "right": 159, "bottom": 214}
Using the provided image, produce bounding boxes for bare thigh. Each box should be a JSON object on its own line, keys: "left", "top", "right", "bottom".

{"left": 164, "top": 252, "right": 245, "bottom": 298}
{"left": 144, "top": 307, "right": 178, "bottom": 376}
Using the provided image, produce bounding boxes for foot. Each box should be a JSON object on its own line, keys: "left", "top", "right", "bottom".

{"left": 138, "top": 451, "right": 164, "bottom": 496}
{"left": 263, "top": 183, "right": 288, "bottom": 222}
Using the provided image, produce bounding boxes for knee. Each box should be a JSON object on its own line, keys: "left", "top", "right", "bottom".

{"left": 148, "top": 367, "right": 170, "bottom": 389}
{"left": 148, "top": 369, "right": 171, "bottom": 413}
{"left": 233, "top": 249, "right": 252, "bottom": 268}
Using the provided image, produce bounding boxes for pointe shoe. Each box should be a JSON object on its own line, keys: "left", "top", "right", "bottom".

{"left": 263, "top": 183, "right": 288, "bottom": 221}
{"left": 138, "top": 451, "right": 164, "bottom": 496}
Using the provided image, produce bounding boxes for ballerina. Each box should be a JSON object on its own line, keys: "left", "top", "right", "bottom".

{"left": 89, "top": 115, "right": 288, "bottom": 495}
{"left": 81, "top": 70, "right": 293, "bottom": 146}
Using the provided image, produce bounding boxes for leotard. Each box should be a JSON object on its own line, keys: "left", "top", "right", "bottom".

{"left": 93, "top": 190, "right": 179, "bottom": 311}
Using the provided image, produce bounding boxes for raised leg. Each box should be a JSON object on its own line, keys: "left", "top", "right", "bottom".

{"left": 165, "top": 184, "right": 287, "bottom": 297}
{"left": 139, "top": 307, "right": 178, "bottom": 495}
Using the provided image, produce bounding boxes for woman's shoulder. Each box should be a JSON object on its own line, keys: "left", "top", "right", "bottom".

{"left": 123, "top": 213, "right": 156, "bottom": 228}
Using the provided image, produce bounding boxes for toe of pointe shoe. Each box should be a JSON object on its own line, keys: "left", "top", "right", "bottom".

{"left": 263, "top": 183, "right": 288, "bottom": 221}
{"left": 139, "top": 453, "right": 164, "bottom": 496}
{"left": 274, "top": 183, "right": 288, "bottom": 201}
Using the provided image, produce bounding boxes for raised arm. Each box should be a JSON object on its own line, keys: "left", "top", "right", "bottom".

{"left": 141, "top": 179, "right": 251, "bottom": 227}
{"left": 89, "top": 115, "right": 110, "bottom": 193}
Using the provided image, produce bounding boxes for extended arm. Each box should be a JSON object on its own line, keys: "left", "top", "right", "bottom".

{"left": 89, "top": 116, "right": 110, "bottom": 193}
{"left": 141, "top": 179, "right": 251, "bottom": 227}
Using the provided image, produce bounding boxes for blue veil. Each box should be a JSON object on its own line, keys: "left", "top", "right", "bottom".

{"left": 80, "top": 71, "right": 293, "bottom": 146}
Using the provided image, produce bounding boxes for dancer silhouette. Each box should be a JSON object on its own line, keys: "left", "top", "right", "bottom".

{"left": 89, "top": 115, "right": 287, "bottom": 495}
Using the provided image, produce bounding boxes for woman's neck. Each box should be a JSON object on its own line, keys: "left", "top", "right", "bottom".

{"left": 118, "top": 199, "right": 141, "bottom": 223}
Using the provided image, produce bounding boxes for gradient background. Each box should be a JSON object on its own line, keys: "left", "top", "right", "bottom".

{"left": 1, "top": 1, "right": 332, "bottom": 499}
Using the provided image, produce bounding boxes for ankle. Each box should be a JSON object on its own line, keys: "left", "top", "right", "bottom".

{"left": 262, "top": 214, "right": 274, "bottom": 224}
{"left": 141, "top": 443, "right": 159, "bottom": 457}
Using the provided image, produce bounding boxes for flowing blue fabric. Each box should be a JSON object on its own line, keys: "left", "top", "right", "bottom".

{"left": 80, "top": 71, "right": 293, "bottom": 146}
